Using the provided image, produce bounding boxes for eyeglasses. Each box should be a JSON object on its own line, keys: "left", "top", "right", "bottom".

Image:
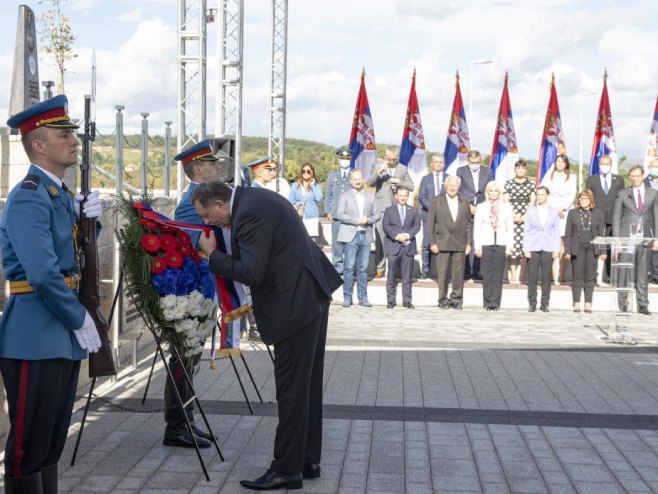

{"left": 578, "top": 197, "right": 590, "bottom": 201}
{"left": 302, "top": 169, "right": 313, "bottom": 175}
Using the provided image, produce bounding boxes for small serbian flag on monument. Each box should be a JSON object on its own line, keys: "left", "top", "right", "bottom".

{"left": 644, "top": 95, "right": 658, "bottom": 173}
{"left": 490, "top": 71, "right": 519, "bottom": 187}
{"left": 348, "top": 69, "right": 377, "bottom": 178}
{"left": 589, "top": 71, "right": 618, "bottom": 176}
{"left": 444, "top": 71, "right": 470, "bottom": 175}
{"left": 399, "top": 70, "right": 427, "bottom": 189}
{"left": 537, "top": 73, "right": 567, "bottom": 185}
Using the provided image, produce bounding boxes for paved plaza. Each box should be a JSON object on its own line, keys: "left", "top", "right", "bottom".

{"left": 3, "top": 292, "right": 658, "bottom": 493}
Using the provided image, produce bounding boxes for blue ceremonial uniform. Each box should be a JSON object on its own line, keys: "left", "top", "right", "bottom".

{"left": 175, "top": 182, "right": 202, "bottom": 245}
{"left": 0, "top": 165, "right": 86, "bottom": 360}
{"left": 324, "top": 169, "right": 353, "bottom": 274}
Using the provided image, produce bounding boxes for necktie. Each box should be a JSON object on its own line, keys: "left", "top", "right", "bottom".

{"left": 603, "top": 176, "right": 609, "bottom": 195}
{"left": 637, "top": 189, "right": 644, "bottom": 211}
{"left": 434, "top": 174, "right": 441, "bottom": 195}
{"left": 400, "top": 206, "right": 405, "bottom": 224}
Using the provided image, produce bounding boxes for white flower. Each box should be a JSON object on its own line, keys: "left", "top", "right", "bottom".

{"left": 174, "top": 318, "right": 198, "bottom": 334}
{"left": 161, "top": 295, "right": 178, "bottom": 310}
{"left": 187, "top": 291, "right": 206, "bottom": 317}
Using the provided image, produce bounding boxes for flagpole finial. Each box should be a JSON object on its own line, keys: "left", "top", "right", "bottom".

{"left": 603, "top": 69, "right": 608, "bottom": 81}
{"left": 412, "top": 68, "right": 416, "bottom": 79}
{"left": 505, "top": 70, "right": 509, "bottom": 81}
{"left": 456, "top": 70, "right": 459, "bottom": 80}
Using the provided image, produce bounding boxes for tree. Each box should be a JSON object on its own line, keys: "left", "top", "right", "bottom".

{"left": 39, "top": 0, "right": 76, "bottom": 94}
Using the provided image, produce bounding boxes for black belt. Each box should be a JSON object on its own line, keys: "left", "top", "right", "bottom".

{"left": 357, "top": 230, "right": 366, "bottom": 234}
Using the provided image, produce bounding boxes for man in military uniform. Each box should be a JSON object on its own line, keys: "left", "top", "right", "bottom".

{"left": 248, "top": 157, "right": 277, "bottom": 188}
{"left": 0, "top": 95, "right": 103, "bottom": 493}
{"left": 324, "top": 149, "right": 354, "bottom": 274}
{"left": 159, "top": 139, "right": 222, "bottom": 450}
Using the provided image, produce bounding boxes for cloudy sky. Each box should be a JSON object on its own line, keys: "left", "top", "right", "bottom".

{"left": 1, "top": 0, "right": 656, "bottom": 162}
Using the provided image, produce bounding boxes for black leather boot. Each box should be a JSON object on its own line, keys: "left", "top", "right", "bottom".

{"left": 4, "top": 472, "right": 44, "bottom": 494}
{"left": 41, "top": 464, "right": 57, "bottom": 494}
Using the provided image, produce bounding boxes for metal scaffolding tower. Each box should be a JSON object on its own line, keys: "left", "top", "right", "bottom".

{"left": 216, "top": 0, "right": 244, "bottom": 184}
{"left": 268, "top": 0, "right": 288, "bottom": 173}
{"left": 177, "top": 0, "right": 208, "bottom": 195}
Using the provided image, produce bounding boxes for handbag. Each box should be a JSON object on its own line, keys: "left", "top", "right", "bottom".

{"left": 295, "top": 189, "right": 310, "bottom": 218}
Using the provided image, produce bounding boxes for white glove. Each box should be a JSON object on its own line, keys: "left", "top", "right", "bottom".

{"left": 73, "top": 311, "right": 102, "bottom": 353}
{"left": 74, "top": 190, "right": 102, "bottom": 219}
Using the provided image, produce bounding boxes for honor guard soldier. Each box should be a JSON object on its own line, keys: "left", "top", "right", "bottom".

{"left": 0, "top": 95, "right": 103, "bottom": 493}
{"left": 325, "top": 149, "right": 354, "bottom": 274}
{"left": 161, "top": 140, "right": 222, "bottom": 449}
{"left": 248, "top": 156, "right": 277, "bottom": 189}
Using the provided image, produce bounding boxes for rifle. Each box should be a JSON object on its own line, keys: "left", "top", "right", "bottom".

{"left": 78, "top": 94, "right": 117, "bottom": 377}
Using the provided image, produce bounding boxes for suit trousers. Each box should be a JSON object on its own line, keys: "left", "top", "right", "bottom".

{"left": 571, "top": 243, "right": 597, "bottom": 303}
{"left": 0, "top": 358, "right": 80, "bottom": 477}
{"left": 386, "top": 252, "right": 413, "bottom": 304}
{"left": 481, "top": 245, "right": 506, "bottom": 308}
{"left": 437, "top": 251, "right": 465, "bottom": 305}
{"left": 421, "top": 220, "right": 430, "bottom": 273}
{"left": 617, "top": 245, "right": 650, "bottom": 310}
{"left": 374, "top": 219, "right": 386, "bottom": 272}
{"left": 271, "top": 293, "right": 330, "bottom": 475}
{"left": 527, "top": 251, "right": 553, "bottom": 307}
{"left": 331, "top": 220, "right": 344, "bottom": 274}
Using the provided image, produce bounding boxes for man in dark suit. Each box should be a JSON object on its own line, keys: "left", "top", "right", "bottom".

{"left": 612, "top": 165, "right": 658, "bottom": 315}
{"left": 367, "top": 146, "right": 414, "bottom": 277}
{"left": 644, "top": 158, "right": 658, "bottom": 284}
{"left": 418, "top": 153, "right": 446, "bottom": 278}
{"left": 383, "top": 186, "right": 421, "bottom": 308}
{"left": 193, "top": 182, "right": 343, "bottom": 490}
{"left": 428, "top": 175, "right": 473, "bottom": 309}
{"left": 585, "top": 154, "right": 625, "bottom": 283}
{"left": 456, "top": 150, "right": 493, "bottom": 281}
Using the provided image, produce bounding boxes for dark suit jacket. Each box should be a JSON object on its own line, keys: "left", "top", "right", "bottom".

{"left": 427, "top": 194, "right": 473, "bottom": 252}
{"left": 208, "top": 187, "right": 343, "bottom": 345}
{"left": 382, "top": 204, "right": 421, "bottom": 257}
{"left": 585, "top": 173, "right": 625, "bottom": 226}
{"left": 418, "top": 172, "right": 446, "bottom": 220}
{"left": 456, "top": 165, "right": 494, "bottom": 205}
{"left": 563, "top": 208, "right": 605, "bottom": 256}
{"left": 613, "top": 186, "right": 658, "bottom": 239}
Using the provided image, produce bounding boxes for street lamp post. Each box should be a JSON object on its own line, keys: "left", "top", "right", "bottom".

{"left": 469, "top": 59, "right": 493, "bottom": 150}
{"left": 578, "top": 90, "right": 598, "bottom": 191}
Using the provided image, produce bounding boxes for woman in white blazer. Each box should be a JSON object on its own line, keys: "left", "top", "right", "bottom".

{"left": 474, "top": 182, "right": 515, "bottom": 310}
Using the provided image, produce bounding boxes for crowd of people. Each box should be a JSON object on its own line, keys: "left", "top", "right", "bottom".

{"left": 316, "top": 147, "right": 658, "bottom": 315}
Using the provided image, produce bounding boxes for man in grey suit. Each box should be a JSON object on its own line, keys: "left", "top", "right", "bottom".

{"left": 367, "top": 146, "right": 414, "bottom": 278}
{"left": 336, "top": 170, "right": 380, "bottom": 308}
{"left": 585, "top": 154, "right": 625, "bottom": 283}
{"left": 428, "top": 175, "right": 473, "bottom": 310}
{"left": 383, "top": 186, "right": 421, "bottom": 309}
{"left": 612, "top": 165, "right": 658, "bottom": 315}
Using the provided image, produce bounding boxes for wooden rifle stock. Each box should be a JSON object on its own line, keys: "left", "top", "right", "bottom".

{"left": 79, "top": 95, "right": 117, "bottom": 377}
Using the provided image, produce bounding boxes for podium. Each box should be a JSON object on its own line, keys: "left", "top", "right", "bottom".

{"left": 592, "top": 236, "right": 655, "bottom": 344}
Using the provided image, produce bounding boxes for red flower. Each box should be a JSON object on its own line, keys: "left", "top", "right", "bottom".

{"left": 191, "top": 249, "right": 201, "bottom": 263}
{"left": 159, "top": 224, "right": 172, "bottom": 233}
{"left": 139, "top": 218, "right": 158, "bottom": 231}
{"left": 165, "top": 250, "right": 185, "bottom": 269}
{"left": 179, "top": 243, "right": 192, "bottom": 256}
{"left": 141, "top": 234, "right": 161, "bottom": 253}
{"left": 159, "top": 234, "right": 178, "bottom": 252}
{"left": 151, "top": 256, "right": 166, "bottom": 274}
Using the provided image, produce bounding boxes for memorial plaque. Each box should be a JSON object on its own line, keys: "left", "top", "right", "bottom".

{"left": 8, "top": 5, "right": 40, "bottom": 135}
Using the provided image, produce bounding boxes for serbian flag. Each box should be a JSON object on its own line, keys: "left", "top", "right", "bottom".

{"left": 644, "top": 95, "right": 658, "bottom": 173}
{"left": 444, "top": 71, "right": 470, "bottom": 175}
{"left": 490, "top": 72, "right": 519, "bottom": 187}
{"left": 348, "top": 69, "right": 377, "bottom": 178}
{"left": 537, "top": 74, "right": 567, "bottom": 185}
{"left": 399, "top": 70, "right": 427, "bottom": 190}
{"left": 589, "top": 72, "right": 618, "bottom": 176}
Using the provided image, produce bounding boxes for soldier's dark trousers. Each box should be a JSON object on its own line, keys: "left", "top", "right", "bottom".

{"left": 0, "top": 358, "right": 80, "bottom": 479}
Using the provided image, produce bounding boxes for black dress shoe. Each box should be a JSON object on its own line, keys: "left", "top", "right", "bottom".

{"left": 529, "top": 306, "right": 536, "bottom": 312}
{"left": 386, "top": 302, "right": 395, "bottom": 309}
{"left": 540, "top": 306, "right": 549, "bottom": 313}
{"left": 420, "top": 272, "right": 429, "bottom": 279}
{"left": 163, "top": 427, "right": 211, "bottom": 448}
{"left": 248, "top": 329, "right": 262, "bottom": 342}
{"left": 450, "top": 303, "right": 463, "bottom": 310}
{"left": 192, "top": 424, "right": 215, "bottom": 441}
{"left": 302, "top": 463, "right": 321, "bottom": 479}
{"left": 403, "top": 302, "right": 414, "bottom": 309}
{"left": 439, "top": 303, "right": 450, "bottom": 309}
{"left": 240, "top": 469, "right": 303, "bottom": 490}
{"left": 638, "top": 306, "right": 652, "bottom": 315}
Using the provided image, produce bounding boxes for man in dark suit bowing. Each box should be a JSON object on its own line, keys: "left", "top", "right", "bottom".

{"left": 585, "top": 154, "right": 625, "bottom": 283}
{"left": 383, "top": 186, "right": 421, "bottom": 308}
{"left": 192, "top": 181, "right": 343, "bottom": 491}
{"left": 428, "top": 175, "right": 473, "bottom": 310}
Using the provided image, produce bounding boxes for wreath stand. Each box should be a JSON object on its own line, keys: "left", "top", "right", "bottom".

{"left": 71, "top": 240, "right": 224, "bottom": 481}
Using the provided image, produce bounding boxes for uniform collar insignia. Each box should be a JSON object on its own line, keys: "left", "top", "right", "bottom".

{"left": 47, "top": 185, "right": 59, "bottom": 197}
